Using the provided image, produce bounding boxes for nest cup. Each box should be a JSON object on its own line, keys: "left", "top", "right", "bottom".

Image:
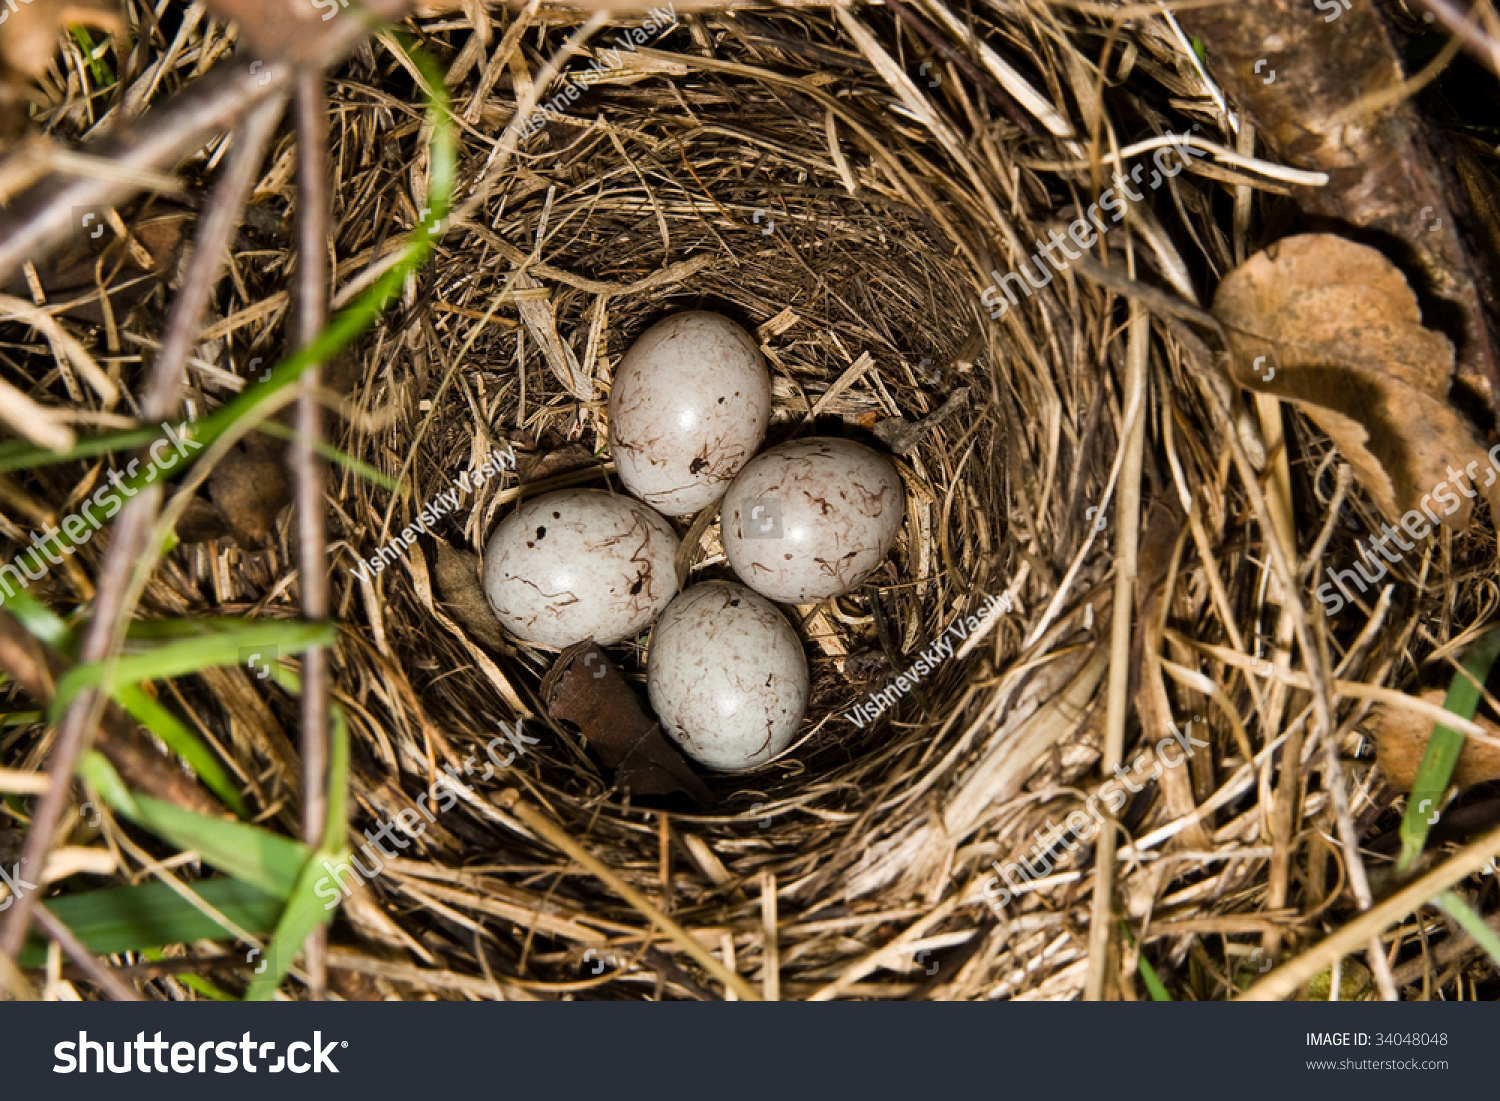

{"left": 330, "top": 4, "right": 1343, "bottom": 999}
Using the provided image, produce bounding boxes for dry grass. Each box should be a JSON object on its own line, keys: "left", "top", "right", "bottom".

{"left": 2, "top": 0, "right": 1498, "bottom": 1001}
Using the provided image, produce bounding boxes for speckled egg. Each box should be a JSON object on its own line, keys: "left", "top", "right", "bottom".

{"left": 607, "top": 311, "right": 772, "bottom": 516}
{"left": 482, "top": 488, "right": 680, "bottom": 648}
{"left": 721, "top": 437, "right": 904, "bottom": 604}
{"left": 647, "top": 581, "right": 809, "bottom": 771}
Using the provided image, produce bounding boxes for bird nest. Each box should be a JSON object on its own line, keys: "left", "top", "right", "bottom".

{"left": 328, "top": 2, "right": 1292, "bottom": 1001}
{"left": 5, "top": 0, "right": 1498, "bottom": 1003}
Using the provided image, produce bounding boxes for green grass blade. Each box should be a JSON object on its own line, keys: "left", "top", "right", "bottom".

{"left": 112, "top": 683, "right": 248, "bottom": 818}
{"left": 120, "top": 616, "right": 318, "bottom": 642}
{"left": 69, "top": 25, "right": 115, "bottom": 87}
{"left": 1119, "top": 920, "right": 1172, "bottom": 1001}
{"left": 1432, "top": 890, "right": 1500, "bottom": 971}
{"left": 241, "top": 844, "right": 345, "bottom": 1001}
{"left": 254, "top": 422, "right": 401, "bottom": 491}
{"left": 0, "top": 595, "right": 245, "bottom": 815}
{"left": 1, "top": 586, "right": 71, "bottom": 648}
{"left": 322, "top": 707, "right": 350, "bottom": 852}
{"left": 1137, "top": 952, "right": 1172, "bottom": 1001}
{"left": 79, "top": 752, "right": 307, "bottom": 897}
{"left": 51, "top": 620, "right": 336, "bottom": 718}
{"left": 244, "top": 709, "right": 350, "bottom": 1000}
{"left": 1397, "top": 625, "right": 1500, "bottom": 875}
{"left": 20, "top": 878, "right": 283, "bottom": 968}
{"left": 140, "top": 946, "right": 236, "bottom": 1000}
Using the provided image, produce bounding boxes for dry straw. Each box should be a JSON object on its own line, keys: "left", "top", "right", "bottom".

{"left": 3, "top": 0, "right": 1496, "bottom": 1001}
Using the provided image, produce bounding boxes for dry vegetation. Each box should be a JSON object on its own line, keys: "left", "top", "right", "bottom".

{"left": 0, "top": 0, "right": 1498, "bottom": 1002}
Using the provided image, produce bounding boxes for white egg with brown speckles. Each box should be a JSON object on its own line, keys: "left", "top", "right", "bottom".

{"left": 608, "top": 311, "right": 771, "bottom": 516}
{"left": 647, "top": 581, "right": 809, "bottom": 771}
{"left": 721, "top": 437, "right": 904, "bottom": 604}
{"left": 482, "top": 488, "right": 679, "bottom": 648}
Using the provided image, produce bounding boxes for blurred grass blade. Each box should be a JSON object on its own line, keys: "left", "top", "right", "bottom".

{"left": 322, "top": 706, "right": 350, "bottom": 851}
{"left": 255, "top": 422, "right": 401, "bottom": 491}
{"left": 2, "top": 586, "right": 71, "bottom": 648}
{"left": 19, "top": 878, "right": 282, "bottom": 969}
{"left": 244, "top": 710, "right": 350, "bottom": 1000}
{"left": 79, "top": 752, "right": 307, "bottom": 897}
{"left": 241, "top": 845, "right": 345, "bottom": 1001}
{"left": 69, "top": 26, "right": 115, "bottom": 87}
{"left": 113, "top": 683, "right": 248, "bottom": 818}
{"left": 1397, "top": 625, "right": 1500, "bottom": 875}
{"left": 140, "top": 946, "right": 235, "bottom": 1000}
{"left": 51, "top": 620, "right": 336, "bottom": 718}
{"left": 122, "top": 617, "right": 328, "bottom": 643}
{"left": 1, "top": 591, "right": 245, "bottom": 814}
{"left": 1432, "top": 890, "right": 1500, "bottom": 970}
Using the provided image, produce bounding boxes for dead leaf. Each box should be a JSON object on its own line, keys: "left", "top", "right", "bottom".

{"left": 206, "top": 433, "right": 290, "bottom": 546}
{"left": 195, "top": 0, "right": 418, "bottom": 69}
{"left": 172, "top": 495, "right": 233, "bottom": 544}
{"left": 431, "top": 540, "right": 507, "bottom": 651}
{"left": 1373, "top": 688, "right": 1500, "bottom": 792}
{"left": 1214, "top": 234, "right": 1500, "bottom": 528}
{"left": 541, "top": 640, "right": 712, "bottom": 806}
{"left": 517, "top": 441, "right": 597, "bottom": 484}
{"left": 1177, "top": 0, "right": 1500, "bottom": 413}
{"left": 1, "top": 209, "right": 187, "bottom": 325}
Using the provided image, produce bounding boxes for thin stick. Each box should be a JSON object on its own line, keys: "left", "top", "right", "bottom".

{"left": 294, "top": 70, "right": 332, "bottom": 1001}
{"left": 499, "top": 791, "right": 761, "bottom": 1001}
{"left": 1084, "top": 304, "right": 1148, "bottom": 1000}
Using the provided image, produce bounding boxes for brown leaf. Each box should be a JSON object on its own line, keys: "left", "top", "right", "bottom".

{"left": 541, "top": 640, "right": 712, "bottom": 806}
{"left": 196, "top": 0, "right": 417, "bottom": 68}
{"left": 206, "top": 433, "right": 290, "bottom": 546}
{"left": 1373, "top": 688, "right": 1500, "bottom": 792}
{"left": 1, "top": 209, "right": 188, "bottom": 325}
{"left": 1215, "top": 234, "right": 1499, "bottom": 528}
{"left": 431, "top": 540, "right": 507, "bottom": 652}
{"left": 172, "top": 495, "right": 233, "bottom": 544}
{"left": 517, "top": 441, "right": 597, "bottom": 484}
{"left": 1176, "top": 0, "right": 1500, "bottom": 414}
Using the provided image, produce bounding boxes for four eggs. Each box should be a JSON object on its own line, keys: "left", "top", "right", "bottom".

{"left": 482, "top": 311, "right": 906, "bottom": 771}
